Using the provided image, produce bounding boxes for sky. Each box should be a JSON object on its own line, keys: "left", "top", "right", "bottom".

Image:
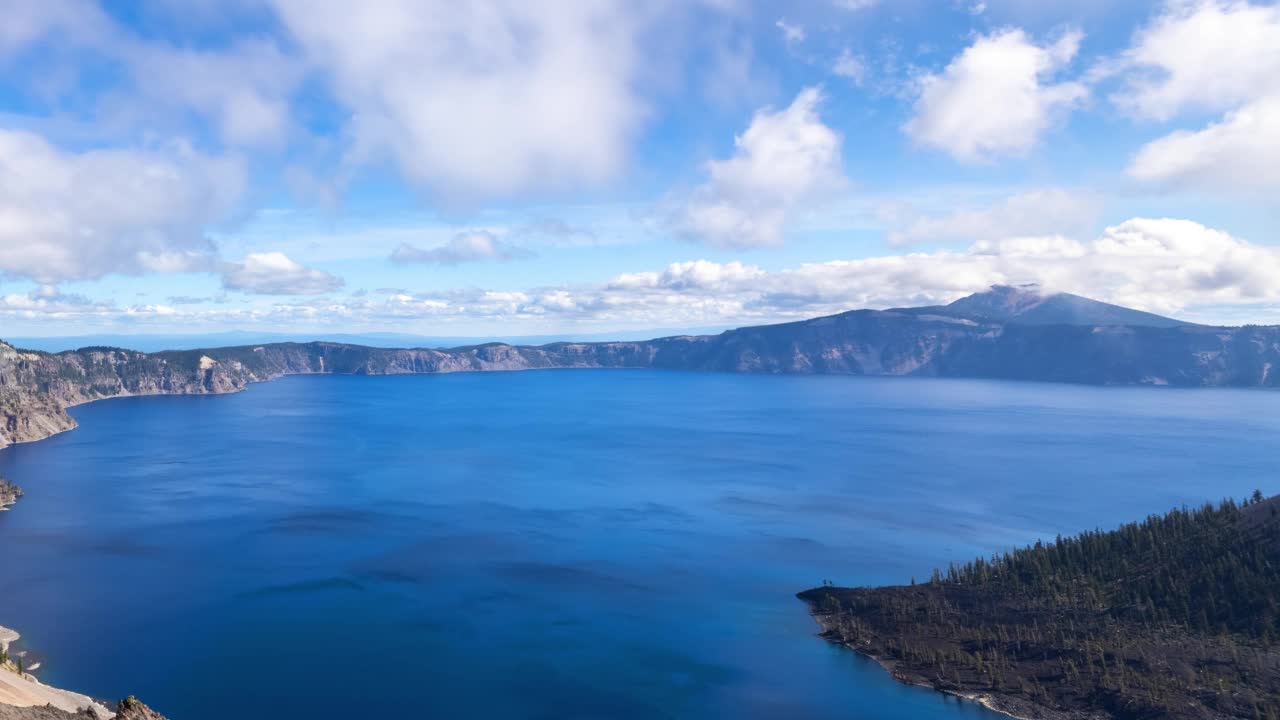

{"left": 0, "top": 0, "right": 1278, "bottom": 337}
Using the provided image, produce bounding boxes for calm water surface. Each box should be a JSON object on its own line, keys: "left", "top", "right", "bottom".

{"left": 1, "top": 371, "right": 1276, "bottom": 719}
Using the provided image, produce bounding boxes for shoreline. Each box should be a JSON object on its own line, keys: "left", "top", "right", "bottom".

{"left": 0, "top": 365, "right": 645, "bottom": 452}
{"left": 802, "top": 605, "right": 1078, "bottom": 720}
{"left": 0, "top": 626, "right": 113, "bottom": 718}
{"left": 2, "top": 359, "right": 1251, "bottom": 718}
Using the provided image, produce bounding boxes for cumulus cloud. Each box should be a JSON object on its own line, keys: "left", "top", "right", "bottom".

{"left": 1109, "top": 0, "right": 1280, "bottom": 121}
{"left": 270, "top": 0, "right": 655, "bottom": 200}
{"left": 608, "top": 260, "right": 766, "bottom": 291}
{"left": 4, "top": 217, "right": 1279, "bottom": 330}
{"left": 0, "top": 0, "right": 110, "bottom": 57}
{"left": 361, "top": 218, "right": 1280, "bottom": 327}
{"left": 672, "top": 87, "right": 844, "bottom": 248}
{"left": 0, "top": 129, "right": 244, "bottom": 283}
{"left": 0, "top": 1, "right": 302, "bottom": 147}
{"left": 0, "top": 288, "right": 117, "bottom": 319}
{"left": 887, "top": 188, "right": 1104, "bottom": 245}
{"left": 390, "top": 230, "right": 532, "bottom": 265}
{"left": 123, "top": 40, "right": 303, "bottom": 147}
{"left": 904, "top": 28, "right": 1087, "bottom": 162}
{"left": 221, "top": 252, "right": 344, "bottom": 295}
{"left": 1110, "top": 1, "right": 1280, "bottom": 192}
{"left": 1128, "top": 96, "right": 1280, "bottom": 191}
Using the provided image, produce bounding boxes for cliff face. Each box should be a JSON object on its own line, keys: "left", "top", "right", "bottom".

{"left": 1, "top": 287, "right": 1278, "bottom": 448}
{"left": 0, "top": 339, "right": 709, "bottom": 447}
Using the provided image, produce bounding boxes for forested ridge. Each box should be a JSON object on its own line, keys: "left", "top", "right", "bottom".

{"left": 800, "top": 493, "right": 1280, "bottom": 720}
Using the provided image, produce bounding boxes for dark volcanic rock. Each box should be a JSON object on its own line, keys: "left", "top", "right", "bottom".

{"left": 0, "top": 696, "right": 169, "bottom": 720}
{"left": 113, "top": 696, "right": 167, "bottom": 720}
{"left": 0, "top": 706, "right": 88, "bottom": 720}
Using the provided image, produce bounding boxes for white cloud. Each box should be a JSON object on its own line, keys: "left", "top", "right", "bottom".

{"left": 5, "top": 217, "right": 1279, "bottom": 330}
{"left": 0, "top": 0, "right": 110, "bottom": 57}
{"left": 887, "top": 188, "right": 1103, "bottom": 245}
{"left": 1109, "top": 0, "right": 1280, "bottom": 121}
{"left": 834, "top": 0, "right": 878, "bottom": 10}
{"left": 270, "top": 0, "right": 656, "bottom": 200}
{"left": 832, "top": 49, "right": 867, "bottom": 85}
{"left": 775, "top": 19, "right": 805, "bottom": 45}
{"left": 904, "top": 28, "right": 1087, "bottom": 162}
{"left": 1110, "top": 1, "right": 1280, "bottom": 193}
{"left": 673, "top": 87, "right": 845, "bottom": 248}
{"left": 608, "top": 260, "right": 766, "bottom": 291}
{"left": 1129, "top": 96, "right": 1280, "bottom": 191}
{"left": 0, "top": 1, "right": 302, "bottom": 147}
{"left": 221, "top": 252, "right": 344, "bottom": 295}
{"left": 0, "top": 129, "right": 244, "bottom": 283}
{"left": 123, "top": 40, "right": 303, "bottom": 146}
{"left": 390, "top": 230, "right": 532, "bottom": 265}
{"left": 369, "top": 217, "right": 1280, "bottom": 326}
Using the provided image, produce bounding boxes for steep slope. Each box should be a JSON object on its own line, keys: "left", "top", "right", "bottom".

{"left": 679, "top": 309, "right": 990, "bottom": 375}
{"left": 798, "top": 494, "right": 1280, "bottom": 720}
{"left": 0, "top": 338, "right": 714, "bottom": 447}
{"left": 911, "top": 284, "right": 1190, "bottom": 328}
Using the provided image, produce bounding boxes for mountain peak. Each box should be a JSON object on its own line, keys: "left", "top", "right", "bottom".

{"left": 948, "top": 284, "right": 1051, "bottom": 317}
{"left": 940, "top": 285, "right": 1189, "bottom": 328}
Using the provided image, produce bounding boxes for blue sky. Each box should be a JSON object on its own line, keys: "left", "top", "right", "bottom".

{"left": 1, "top": 0, "right": 1278, "bottom": 337}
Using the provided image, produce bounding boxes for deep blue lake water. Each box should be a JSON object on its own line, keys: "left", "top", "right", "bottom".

{"left": 1, "top": 370, "right": 1277, "bottom": 719}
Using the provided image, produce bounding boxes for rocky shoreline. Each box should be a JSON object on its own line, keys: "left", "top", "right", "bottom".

{"left": 0, "top": 481, "right": 20, "bottom": 511}
{"left": 802, "top": 606, "right": 1100, "bottom": 720}
{"left": 1, "top": 626, "right": 168, "bottom": 719}
{"left": 1, "top": 502, "right": 164, "bottom": 716}
{"left": 798, "top": 495, "right": 1280, "bottom": 720}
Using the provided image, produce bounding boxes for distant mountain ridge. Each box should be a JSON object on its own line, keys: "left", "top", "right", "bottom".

{"left": 0, "top": 286, "right": 1277, "bottom": 448}
{"left": 901, "top": 284, "right": 1191, "bottom": 328}
{"left": 4, "top": 326, "right": 728, "bottom": 354}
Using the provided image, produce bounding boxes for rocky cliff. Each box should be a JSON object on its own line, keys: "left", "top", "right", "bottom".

{"left": 1, "top": 286, "right": 1277, "bottom": 448}
{"left": 0, "top": 696, "right": 168, "bottom": 720}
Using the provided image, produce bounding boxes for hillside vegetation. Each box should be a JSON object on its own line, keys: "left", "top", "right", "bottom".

{"left": 800, "top": 493, "right": 1280, "bottom": 719}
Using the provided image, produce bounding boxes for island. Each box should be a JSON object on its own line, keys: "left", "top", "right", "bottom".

{"left": 798, "top": 493, "right": 1280, "bottom": 720}
{"left": 0, "top": 481, "right": 20, "bottom": 511}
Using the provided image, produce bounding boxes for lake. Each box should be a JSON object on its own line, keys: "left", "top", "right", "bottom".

{"left": 1, "top": 370, "right": 1276, "bottom": 719}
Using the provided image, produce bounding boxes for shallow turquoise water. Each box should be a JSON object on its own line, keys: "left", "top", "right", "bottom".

{"left": 0, "top": 370, "right": 1275, "bottom": 719}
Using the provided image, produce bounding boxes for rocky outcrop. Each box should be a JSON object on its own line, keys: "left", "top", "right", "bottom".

{"left": 0, "top": 481, "right": 21, "bottom": 510}
{"left": 1, "top": 286, "right": 1278, "bottom": 449}
{"left": 0, "top": 705, "right": 93, "bottom": 720}
{"left": 112, "top": 697, "right": 166, "bottom": 720}
{"left": 0, "top": 696, "right": 169, "bottom": 720}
